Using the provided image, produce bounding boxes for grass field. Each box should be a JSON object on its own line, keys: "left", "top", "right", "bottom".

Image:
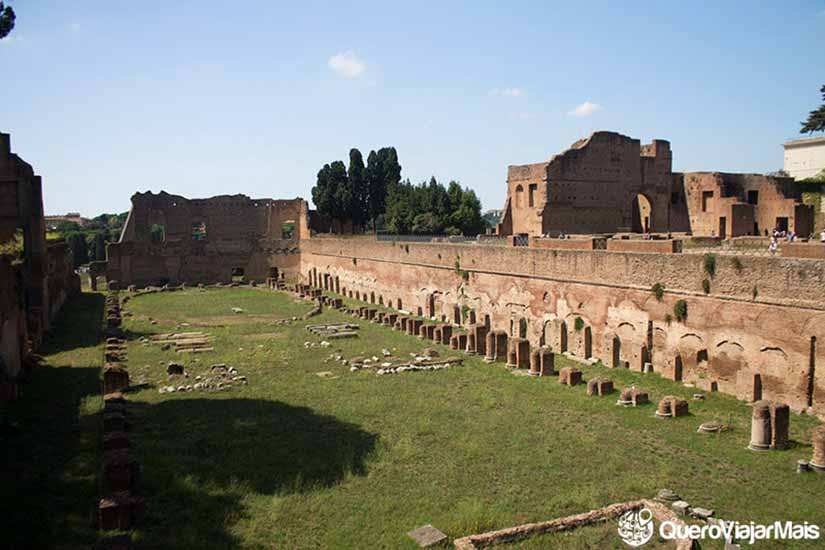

{"left": 3, "top": 287, "right": 824, "bottom": 549}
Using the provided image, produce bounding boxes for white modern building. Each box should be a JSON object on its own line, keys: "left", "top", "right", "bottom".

{"left": 784, "top": 136, "right": 825, "bottom": 180}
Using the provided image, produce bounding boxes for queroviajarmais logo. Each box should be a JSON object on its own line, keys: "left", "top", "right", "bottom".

{"left": 617, "top": 507, "right": 654, "bottom": 547}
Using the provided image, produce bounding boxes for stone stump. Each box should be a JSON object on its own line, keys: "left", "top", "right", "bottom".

{"left": 103, "top": 364, "right": 130, "bottom": 394}
{"left": 749, "top": 401, "right": 772, "bottom": 451}
{"left": 655, "top": 395, "right": 689, "bottom": 418}
{"left": 529, "top": 349, "right": 541, "bottom": 375}
{"left": 617, "top": 387, "right": 649, "bottom": 406}
{"left": 586, "top": 378, "right": 614, "bottom": 396}
{"left": 558, "top": 366, "right": 582, "bottom": 386}
{"left": 769, "top": 401, "right": 790, "bottom": 450}
{"left": 537, "top": 347, "right": 554, "bottom": 376}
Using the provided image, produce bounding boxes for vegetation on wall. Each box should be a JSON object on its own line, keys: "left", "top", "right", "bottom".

{"left": 702, "top": 278, "right": 711, "bottom": 295}
{"left": 651, "top": 283, "right": 665, "bottom": 301}
{"left": 673, "top": 300, "right": 688, "bottom": 322}
{"left": 731, "top": 257, "right": 743, "bottom": 274}
{"left": 574, "top": 317, "right": 584, "bottom": 332}
{"left": 703, "top": 253, "right": 716, "bottom": 278}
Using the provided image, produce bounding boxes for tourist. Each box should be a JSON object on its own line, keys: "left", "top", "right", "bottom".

{"left": 820, "top": 229, "right": 825, "bottom": 243}
{"left": 768, "top": 237, "right": 778, "bottom": 254}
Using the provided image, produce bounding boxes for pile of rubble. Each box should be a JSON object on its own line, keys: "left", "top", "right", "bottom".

{"left": 147, "top": 331, "right": 213, "bottom": 354}
{"left": 346, "top": 348, "right": 464, "bottom": 376}
{"left": 305, "top": 323, "right": 359, "bottom": 339}
{"left": 158, "top": 363, "right": 247, "bottom": 394}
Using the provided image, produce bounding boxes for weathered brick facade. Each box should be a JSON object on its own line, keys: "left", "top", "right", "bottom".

{"left": 497, "top": 131, "right": 813, "bottom": 238}
{"left": 301, "top": 236, "right": 825, "bottom": 417}
{"left": 105, "top": 192, "right": 309, "bottom": 286}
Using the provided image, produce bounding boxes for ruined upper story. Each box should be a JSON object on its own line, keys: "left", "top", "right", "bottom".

{"left": 498, "top": 131, "right": 814, "bottom": 238}
{"left": 117, "top": 191, "right": 310, "bottom": 245}
{"left": 0, "top": 133, "right": 43, "bottom": 242}
{"left": 500, "top": 132, "right": 673, "bottom": 236}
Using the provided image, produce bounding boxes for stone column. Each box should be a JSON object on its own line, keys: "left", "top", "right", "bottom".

{"left": 538, "top": 347, "right": 555, "bottom": 376}
{"left": 465, "top": 332, "right": 476, "bottom": 355}
{"left": 483, "top": 331, "right": 496, "bottom": 363}
{"left": 769, "top": 401, "right": 790, "bottom": 450}
{"left": 749, "top": 401, "right": 772, "bottom": 451}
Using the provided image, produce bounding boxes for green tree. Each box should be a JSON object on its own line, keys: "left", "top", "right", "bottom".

{"left": 411, "top": 212, "right": 439, "bottom": 234}
{"left": 450, "top": 188, "right": 486, "bottom": 235}
{"left": 801, "top": 84, "right": 825, "bottom": 135}
{"left": 55, "top": 220, "right": 81, "bottom": 235}
{"left": 311, "top": 164, "right": 337, "bottom": 226}
{"left": 0, "top": 2, "right": 15, "bottom": 40}
{"left": 384, "top": 179, "right": 414, "bottom": 234}
{"left": 345, "top": 149, "right": 367, "bottom": 229}
{"left": 365, "top": 147, "right": 400, "bottom": 231}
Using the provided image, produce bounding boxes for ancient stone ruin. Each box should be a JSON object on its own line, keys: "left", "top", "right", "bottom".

{"left": 0, "top": 133, "right": 80, "bottom": 395}
{"left": 655, "top": 395, "right": 690, "bottom": 418}
{"left": 496, "top": 131, "right": 812, "bottom": 239}
{"left": 105, "top": 191, "right": 309, "bottom": 287}
{"left": 748, "top": 400, "right": 790, "bottom": 451}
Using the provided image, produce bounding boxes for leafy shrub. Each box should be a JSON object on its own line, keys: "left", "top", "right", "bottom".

{"left": 752, "top": 286, "right": 758, "bottom": 300}
{"left": 702, "top": 278, "right": 711, "bottom": 294}
{"left": 703, "top": 253, "right": 716, "bottom": 278}
{"left": 574, "top": 317, "right": 584, "bottom": 332}
{"left": 651, "top": 283, "right": 665, "bottom": 301}
{"left": 664, "top": 313, "right": 673, "bottom": 326}
{"left": 673, "top": 300, "right": 688, "bottom": 322}
{"left": 731, "top": 257, "right": 743, "bottom": 273}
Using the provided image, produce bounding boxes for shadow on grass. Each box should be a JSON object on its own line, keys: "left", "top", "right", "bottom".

{"left": 129, "top": 398, "right": 378, "bottom": 549}
{"left": 1, "top": 292, "right": 104, "bottom": 549}
{"left": 39, "top": 291, "right": 105, "bottom": 354}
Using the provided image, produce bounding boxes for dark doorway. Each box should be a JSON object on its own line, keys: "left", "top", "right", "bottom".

{"left": 753, "top": 373, "right": 763, "bottom": 402}
{"left": 674, "top": 356, "right": 683, "bottom": 381}
{"left": 612, "top": 336, "right": 621, "bottom": 368}
{"left": 775, "top": 217, "right": 789, "bottom": 233}
{"left": 560, "top": 322, "right": 568, "bottom": 352}
{"left": 631, "top": 194, "right": 652, "bottom": 233}
{"left": 584, "top": 326, "right": 592, "bottom": 359}
{"left": 718, "top": 217, "right": 726, "bottom": 238}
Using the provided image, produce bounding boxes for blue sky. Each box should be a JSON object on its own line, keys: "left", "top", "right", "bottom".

{"left": 1, "top": 1, "right": 824, "bottom": 216}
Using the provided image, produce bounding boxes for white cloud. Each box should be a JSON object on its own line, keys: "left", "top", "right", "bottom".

{"left": 328, "top": 51, "right": 366, "bottom": 79}
{"left": 489, "top": 87, "right": 524, "bottom": 97}
{"left": 569, "top": 100, "right": 603, "bottom": 117}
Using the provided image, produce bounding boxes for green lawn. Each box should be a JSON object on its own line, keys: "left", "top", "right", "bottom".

{"left": 3, "top": 287, "right": 823, "bottom": 549}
